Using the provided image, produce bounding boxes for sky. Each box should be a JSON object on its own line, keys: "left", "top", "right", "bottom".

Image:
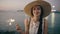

{"left": 0, "top": 0, "right": 34, "bottom": 10}
{"left": 0, "top": 0, "right": 60, "bottom": 11}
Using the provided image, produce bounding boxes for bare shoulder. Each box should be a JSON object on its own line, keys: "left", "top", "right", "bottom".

{"left": 24, "top": 18, "right": 29, "bottom": 33}
{"left": 24, "top": 18, "right": 29, "bottom": 26}
{"left": 44, "top": 18, "right": 48, "bottom": 23}
{"left": 44, "top": 18, "right": 47, "bottom": 21}
{"left": 44, "top": 19, "right": 48, "bottom": 34}
{"left": 44, "top": 18, "right": 48, "bottom": 25}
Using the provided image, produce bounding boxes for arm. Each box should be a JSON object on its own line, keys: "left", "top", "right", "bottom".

{"left": 16, "top": 18, "right": 29, "bottom": 34}
{"left": 44, "top": 19, "right": 48, "bottom": 34}
{"left": 24, "top": 18, "right": 29, "bottom": 34}
{"left": 16, "top": 24, "right": 24, "bottom": 34}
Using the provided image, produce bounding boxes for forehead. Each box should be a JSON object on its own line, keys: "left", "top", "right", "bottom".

{"left": 33, "top": 5, "right": 41, "bottom": 8}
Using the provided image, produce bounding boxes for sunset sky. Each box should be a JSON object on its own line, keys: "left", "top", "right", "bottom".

{"left": 0, "top": 0, "right": 60, "bottom": 11}
{"left": 0, "top": 0, "right": 34, "bottom": 10}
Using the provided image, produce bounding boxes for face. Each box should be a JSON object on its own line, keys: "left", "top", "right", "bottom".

{"left": 32, "top": 6, "right": 41, "bottom": 17}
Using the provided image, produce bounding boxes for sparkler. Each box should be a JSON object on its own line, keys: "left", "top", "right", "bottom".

{"left": 7, "top": 18, "right": 15, "bottom": 26}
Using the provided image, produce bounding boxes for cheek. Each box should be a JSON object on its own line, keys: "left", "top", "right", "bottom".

{"left": 39, "top": 11, "right": 41, "bottom": 15}
{"left": 38, "top": 10, "right": 41, "bottom": 15}
{"left": 33, "top": 10, "right": 35, "bottom": 14}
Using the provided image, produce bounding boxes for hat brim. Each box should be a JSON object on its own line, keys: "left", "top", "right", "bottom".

{"left": 24, "top": 1, "right": 51, "bottom": 17}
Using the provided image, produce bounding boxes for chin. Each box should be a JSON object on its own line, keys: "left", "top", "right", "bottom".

{"left": 35, "top": 15, "right": 40, "bottom": 17}
{"left": 34, "top": 14, "right": 40, "bottom": 17}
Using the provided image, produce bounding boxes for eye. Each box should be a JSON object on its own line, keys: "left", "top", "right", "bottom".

{"left": 33, "top": 7, "right": 41, "bottom": 10}
{"left": 33, "top": 8, "right": 36, "bottom": 10}
{"left": 37, "top": 8, "right": 41, "bottom": 10}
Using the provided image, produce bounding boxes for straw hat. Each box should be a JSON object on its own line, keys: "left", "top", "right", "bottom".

{"left": 24, "top": 1, "right": 51, "bottom": 17}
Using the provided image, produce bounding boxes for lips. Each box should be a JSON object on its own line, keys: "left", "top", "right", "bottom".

{"left": 36, "top": 12, "right": 39, "bottom": 14}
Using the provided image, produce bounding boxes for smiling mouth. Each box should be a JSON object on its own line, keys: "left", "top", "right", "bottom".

{"left": 36, "top": 12, "right": 39, "bottom": 14}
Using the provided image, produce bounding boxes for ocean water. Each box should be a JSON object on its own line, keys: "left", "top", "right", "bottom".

{"left": 0, "top": 11, "right": 60, "bottom": 34}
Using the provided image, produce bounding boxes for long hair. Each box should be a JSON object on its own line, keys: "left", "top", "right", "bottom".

{"left": 31, "top": 5, "right": 43, "bottom": 34}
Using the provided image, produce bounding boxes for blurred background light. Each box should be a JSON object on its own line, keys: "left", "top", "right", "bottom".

{"left": 51, "top": 13, "right": 55, "bottom": 28}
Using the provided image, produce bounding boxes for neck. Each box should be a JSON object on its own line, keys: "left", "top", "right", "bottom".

{"left": 33, "top": 16, "right": 40, "bottom": 22}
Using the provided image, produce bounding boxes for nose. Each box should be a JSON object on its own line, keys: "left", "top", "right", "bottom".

{"left": 34, "top": 9, "right": 40, "bottom": 12}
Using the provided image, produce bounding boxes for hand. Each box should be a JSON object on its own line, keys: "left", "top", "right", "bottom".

{"left": 16, "top": 24, "right": 25, "bottom": 34}
{"left": 16, "top": 24, "right": 22, "bottom": 32}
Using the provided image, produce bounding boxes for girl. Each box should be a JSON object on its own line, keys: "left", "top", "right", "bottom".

{"left": 16, "top": 1, "right": 51, "bottom": 34}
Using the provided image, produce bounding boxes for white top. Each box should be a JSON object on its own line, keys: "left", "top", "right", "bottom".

{"left": 28, "top": 18, "right": 44, "bottom": 34}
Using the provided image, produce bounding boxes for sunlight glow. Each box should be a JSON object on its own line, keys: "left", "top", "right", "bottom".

{"left": 51, "top": 13, "right": 55, "bottom": 27}
{"left": 7, "top": 18, "right": 15, "bottom": 23}
{"left": 51, "top": 10, "right": 56, "bottom": 11}
{"left": 9, "top": 22, "right": 12, "bottom": 26}
{"left": 52, "top": 6, "right": 55, "bottom": 8}
{"left": 7, "top": 18, "right": 15, "bottom": 26}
